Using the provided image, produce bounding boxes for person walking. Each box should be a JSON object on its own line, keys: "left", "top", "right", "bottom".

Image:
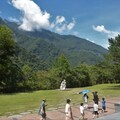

{"left": 79, "top": 103, "right": 85, "bottom": 120}
{"left": 93, "top": 102, "right": 99, "bottom": 119}
{"left": 83, "top": 93, "right": 89, "bottom": 108}
{"left": 39, "top": 99, "right": 47, "bottom": 120}
{"left": 101, "top": 98, "right": 106, "bottom": 113}
{"left": 92, "top": 91, "right": 99, "bottom": 104}
{"left": 65, "top": 99, "right": 74, "bottom": 120}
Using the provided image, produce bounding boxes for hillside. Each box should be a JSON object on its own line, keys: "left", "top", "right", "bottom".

{"left": 16, "top": 27, "right": 107, "bottom": 66}
{"left": 0, "top": 17, "right": 107, "bottom": 67}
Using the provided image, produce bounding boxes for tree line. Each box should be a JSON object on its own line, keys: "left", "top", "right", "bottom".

{"left": 0, "top": 25, "right": 120, "bottom": 93}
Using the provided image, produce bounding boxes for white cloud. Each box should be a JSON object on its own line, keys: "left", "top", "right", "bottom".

{"left": 8, "top": 17, "right": 19, "bottom": 23}
{"left": 51, "top": 17, "right": 76, "bottom": 33}
{"left": 55, "top": 24, "right": 66, "bottom": 33}
{"left": 11, "top": 0, "right": 50, "bottom": 31}
{"left": 56, "top": 16, "right": 65, "bottom": 24}
{"left": 67, "top": 19, "right": 76, "bottom": 30}
{"left": 93, "top": 25, "right": 120, "bottom": 38}
{"left": 73, "top": 31, "right": 79, "bottom": 36}
{"left": 89, "top": 40, "right": 95, "bottom": 43}
{"left": 93, "top": 25, "right": 109, "bottom": 34}
{"left": 10, "top": 0, "right": 76, "bottom": 33}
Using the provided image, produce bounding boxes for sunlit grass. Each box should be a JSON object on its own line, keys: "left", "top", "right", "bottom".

{"left": 0, "top": 84, "right": 120, "bottom": 115}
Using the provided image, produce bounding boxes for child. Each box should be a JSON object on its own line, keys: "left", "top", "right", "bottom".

{"left": 79, "top": 103, "right": 85, "bottom": 120}
{"left": 101, "top": 98, "right": 106, "bottom": 113}
{"left": 83, "top": 94, "right": 89, "bottom": 109}
{"left": 93, "top": 102, "right": 99, "bottom": 119}
{"left": 65, "top": 99, "right": 74, "bottom": 120}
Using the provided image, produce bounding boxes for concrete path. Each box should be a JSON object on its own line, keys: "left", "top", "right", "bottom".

{"left": 0, "top": 97, "right": 119, "bottom": 120}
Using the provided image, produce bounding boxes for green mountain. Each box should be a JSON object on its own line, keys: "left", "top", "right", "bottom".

{"left": 0, "top": 17, "right": 107, "bottom": 67}
{"left": 14, "top": 45, "right": 48, "bottom": 70}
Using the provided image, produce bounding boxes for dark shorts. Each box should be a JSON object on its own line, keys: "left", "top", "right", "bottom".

{"left": 94, "top": 111, "right": 99, "bottom": 115}
{"left": 41, "top": 113, "right": 46, "bottom": 118}
{"left": 102, "top": 106, "right": 106, "bottom": 110}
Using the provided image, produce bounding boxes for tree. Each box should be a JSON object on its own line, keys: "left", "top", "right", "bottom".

{"left": 0, "top": 25, "right": 24, "bottom": 93}
{"left": 53, "top": 54, "right": 70, "bottom": 79}
{"left": 74, "top": 63, "right": 92, "bottom": 87}
{"left": 108, "top": 35, "right": 120, "bottom": 83}
{"left": 0, "top": 25, "right": 15, "bottom": 62}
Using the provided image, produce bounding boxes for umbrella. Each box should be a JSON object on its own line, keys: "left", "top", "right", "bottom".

{"left": 79, "top": 90, "right": 90, "bottom": 94}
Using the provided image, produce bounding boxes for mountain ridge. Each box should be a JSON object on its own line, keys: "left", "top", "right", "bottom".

{"left": 0, "top": 17, "right": 107, "bottom": 67}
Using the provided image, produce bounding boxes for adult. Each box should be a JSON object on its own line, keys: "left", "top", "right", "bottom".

{"left": 65, "top": 99, "right": 74, "bottom": 120}
{"left": 39, "top": 99, "right": 47, "bottom": 120}
{"left": 92, "top": 91, "right": 99, "bottom": 104}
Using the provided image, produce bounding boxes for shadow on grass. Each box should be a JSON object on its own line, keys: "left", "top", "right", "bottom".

{"left": 0, "top": 90, "right": 35, "bottom": 95}
{"left": 103, "top": 85, "right": 120, "bottom": 90}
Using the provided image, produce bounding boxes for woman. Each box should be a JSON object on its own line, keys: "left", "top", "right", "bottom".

{"left": 65, "top": 99, "right": 74, "bottom": 120}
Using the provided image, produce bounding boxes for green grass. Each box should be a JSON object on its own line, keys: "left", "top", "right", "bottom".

{"left": 0, "top": 84, "right": 120, "bottom": 116}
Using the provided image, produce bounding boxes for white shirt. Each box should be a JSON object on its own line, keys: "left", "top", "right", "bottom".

{"left": 84, "top": 96, "right": 88, "bottom": 103}
{"left": 65, "top": 103, "right": 70, "bottom": 113}
{"left": 80, "top": 106, "right": 84, "bottom": 114}
{"left": 93, "top": 104, "right": 98, "bottom": 111}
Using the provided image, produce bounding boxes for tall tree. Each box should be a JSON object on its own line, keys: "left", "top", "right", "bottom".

{"left": 0, "top": 25, "right": 24, "bottom": 93}
{"left": 0, "top": 25, "right": 15, "bottom": 62}
{"left": 108, "top": 35, "right": 120, "bottom": 82}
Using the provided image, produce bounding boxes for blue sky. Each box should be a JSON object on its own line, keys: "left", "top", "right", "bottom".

{"left": 0, "top": 0, "right": 120, "bottom": 48}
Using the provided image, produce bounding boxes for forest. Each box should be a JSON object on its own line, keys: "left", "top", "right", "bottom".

{"left": 0, "top": 25, "right": 120, "bottom": 93}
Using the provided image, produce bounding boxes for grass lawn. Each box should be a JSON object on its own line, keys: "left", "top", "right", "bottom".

{"left": 0, "top": 83, "right": 120, "bottom": 116}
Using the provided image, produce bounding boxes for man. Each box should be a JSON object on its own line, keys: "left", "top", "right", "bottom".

{"left": 93, "top": 91, "right": 99, "bottom": 104}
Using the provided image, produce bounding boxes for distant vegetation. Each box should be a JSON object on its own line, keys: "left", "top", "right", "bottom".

{"left": 0, "top": 18, "right": 120, "bottom": 93}
{"left": 5, "top": 18, "right": 107, "bottom": 66}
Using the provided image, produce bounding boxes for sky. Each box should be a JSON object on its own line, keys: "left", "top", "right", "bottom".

{"left": 0, "top": 0, "right": 120, "bottom": 49}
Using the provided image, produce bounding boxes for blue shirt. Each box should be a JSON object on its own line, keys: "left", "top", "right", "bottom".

{"left": 102, "top": 100, "right": 106, "bottom": 107}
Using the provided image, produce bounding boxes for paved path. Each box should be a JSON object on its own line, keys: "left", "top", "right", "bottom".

{"left": 0, "top": 97, "right": 119, "bottom": 120}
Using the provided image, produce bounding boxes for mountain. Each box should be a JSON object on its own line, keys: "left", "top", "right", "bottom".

{"left": 14, "top": 45, "right": 48, "bottom": 70}
{"left": 0, "top": 17, "right": 107, "bottom": 67}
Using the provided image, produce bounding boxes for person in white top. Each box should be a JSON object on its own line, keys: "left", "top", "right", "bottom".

{"left": 83, "top": 94, "right": 89, "bottom": 109}
{"left": 93, "top": 102, "right": 99, "bottom": 119}
{"left": 79, "top": 103, "right": 85, "bottom": 120}
{"left": 65, "top": 99, "right": 74, "bottom": 120}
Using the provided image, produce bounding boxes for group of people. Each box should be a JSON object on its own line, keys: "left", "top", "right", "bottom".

{"left": 38, "top": 91, "right": 106, "bottom": 120}
{"left": 80, "top": 91, "right": 106, "bottom": 120}
{"left": 65, "top": 91, "right": 106, "bottom": 120}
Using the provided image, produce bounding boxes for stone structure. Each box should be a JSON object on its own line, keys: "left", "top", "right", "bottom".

{"left": 60, "top": 79, "right": 66, "bottom": 90}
